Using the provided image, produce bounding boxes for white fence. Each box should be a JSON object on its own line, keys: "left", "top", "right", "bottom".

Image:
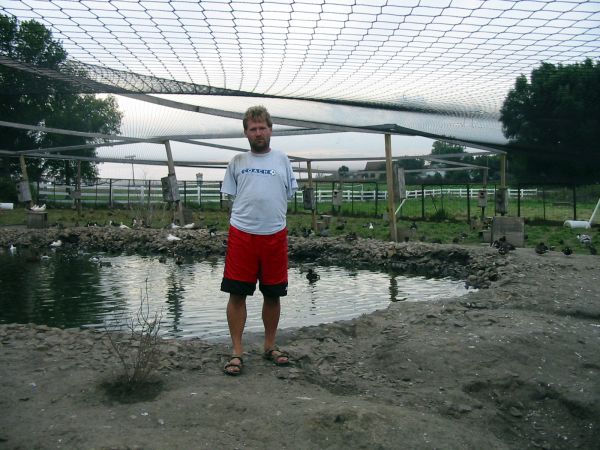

{"left": 37, "top": 180, "right": 538, "bottom": 207}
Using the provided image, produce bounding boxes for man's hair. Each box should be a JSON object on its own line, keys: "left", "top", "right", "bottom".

{"left": 243, "top": 105, "right": 272, "bottom": 130}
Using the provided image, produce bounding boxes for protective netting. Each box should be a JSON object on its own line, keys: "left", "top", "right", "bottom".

{"left": 1, "top": 0, "right": 599, "bottom": 166}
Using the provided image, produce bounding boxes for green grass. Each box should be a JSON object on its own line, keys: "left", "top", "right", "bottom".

{"left": 1, "top": 206, "right": 597, "bottom": 255}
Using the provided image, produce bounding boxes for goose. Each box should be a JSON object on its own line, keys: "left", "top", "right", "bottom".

{"left": 166, "top": 233, "right": 181, "bottom": 242}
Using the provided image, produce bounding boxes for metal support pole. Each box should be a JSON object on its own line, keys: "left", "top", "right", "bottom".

{"left": 384, "top": 134, "right": 398, "bottom": 242}
{"left": 307, "top": 160, "right": 317, "bottom": 231}
{"left": 76, "top": 160, "right": 82, "bottom": 215}
{"left": 500, "top": 153, "right": 506, "bottom": 188}
{"left": 164, "top": 140, "right": 185, "bottom": 225}
{"left": 19, "top": 155, "right": 32, "bottom": 208}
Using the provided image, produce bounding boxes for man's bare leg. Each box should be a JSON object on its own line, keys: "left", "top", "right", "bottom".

{"left": 227, "top": 293, "right": 247, "bottom": 358}
{"left": 262, "top": 296, "right": 288, "bottom": 364}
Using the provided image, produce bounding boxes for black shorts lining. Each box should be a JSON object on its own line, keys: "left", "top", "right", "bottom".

{"left": 221, "top": 278, "right": 256, "bottom": 296}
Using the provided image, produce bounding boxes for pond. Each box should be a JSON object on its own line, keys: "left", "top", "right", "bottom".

{"left": 0, "top": 252, "right": 472, "bottom": 340}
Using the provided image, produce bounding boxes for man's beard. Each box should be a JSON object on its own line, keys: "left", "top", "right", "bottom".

{"left": 249, "top": 137, "right": 270, "bottom": 153}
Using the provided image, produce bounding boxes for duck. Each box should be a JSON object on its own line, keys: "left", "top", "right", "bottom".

{"left": 119, "top": 222, "right": 130, "bottom": 229}
{"left": 301, "top": 227, "right": 313, "bottom": 238}
{"left": 50, "top": 239, "right": 63, "bottom": 248}
{"left": 8, "top": 243, "right": 17, "bottom": 255}
{"left": 169, "top": 222, "right": 181, "bottom": 229}
{"left": 158, "top": 255, "right": 167, "bottom": 263}
{"left": 183, "top": 222, "right": 195, "bottom": 229}
{"left": 535, "top": 242, "right": 549, "bottom": 255}
{"left": 409, "top": 221, "right": 418, "bottom": 231}
{"left": 562, "top": 246, "right": 573, "bottom": 256}
{"left": 175, "top": 255, "right": 184, "bottom": 265}
{"left": 166, "top": 234, "right": 181, "bottom": 242}
{"left": 306, "top": 268, "right": 320, "bottom": 282}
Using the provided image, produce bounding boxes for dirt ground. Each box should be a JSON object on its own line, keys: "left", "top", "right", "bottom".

{"left": 1, "top": 244, "right": 599, "bottom": 449}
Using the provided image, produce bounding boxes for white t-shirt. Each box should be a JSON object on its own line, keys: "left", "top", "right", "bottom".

{"left": 221, "top": 149, "right": 298, "bottom": 235}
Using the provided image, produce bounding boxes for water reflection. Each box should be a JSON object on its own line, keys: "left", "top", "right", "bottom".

{"left": 0, "top": 253, "right": 472, "bottom": 340}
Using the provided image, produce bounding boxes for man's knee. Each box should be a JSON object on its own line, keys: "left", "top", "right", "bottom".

{"left": 263, "top": 295, "right": 280, "bottom": 306}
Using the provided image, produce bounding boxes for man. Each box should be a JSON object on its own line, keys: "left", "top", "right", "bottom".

{"left": 220, "top": 105, "right": 298, "bottom": 376}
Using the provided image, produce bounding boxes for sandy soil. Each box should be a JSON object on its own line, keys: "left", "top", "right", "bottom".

{"left": 1, "top": 242, "right": 599, "bottom": 449}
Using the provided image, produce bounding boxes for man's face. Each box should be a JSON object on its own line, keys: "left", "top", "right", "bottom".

{"left": 244, "top": 118, "right": 272, "bottom": 153}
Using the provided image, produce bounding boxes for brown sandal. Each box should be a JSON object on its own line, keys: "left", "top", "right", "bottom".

{"left": 223, "top": 355, "right": 243, "bottom": 376}
{"left": 263, "top": 348, "right": 290, "bottom": 366}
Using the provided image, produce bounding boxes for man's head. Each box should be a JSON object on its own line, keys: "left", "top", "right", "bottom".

{"left": 243, "top": 105, "right": 273, "bottom": 154}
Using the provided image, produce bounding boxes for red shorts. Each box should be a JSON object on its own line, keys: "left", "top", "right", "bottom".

{"left": 221, "top": 225, "right": 288, "bottom": 297}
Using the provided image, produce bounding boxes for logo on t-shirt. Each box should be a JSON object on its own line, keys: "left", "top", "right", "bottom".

{"left": 241, "top": 168, "right": 276, "bottom": 176}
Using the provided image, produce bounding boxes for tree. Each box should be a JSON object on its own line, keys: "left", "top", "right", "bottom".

{"left": 0, "top": 14, "right": 122, "bottom": 188}
{"left": 337, "top": 165, "right": 349, "bottom": 179}
{"left": 500, "top": 59, "right": 600, "bottom": 183}
{"left": 427, "top": 140, "right": 475, "bottom": 183}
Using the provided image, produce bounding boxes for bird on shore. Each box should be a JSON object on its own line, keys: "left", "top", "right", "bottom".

{"left": 119, "top": 222, "right": 130, "bottom": 229}
{"left": 169, "top": 222, "right": 181, "bottom": 229}
{"left": 306, "top": 268, "right": 320, "bottom": 283}
{"left": 183, "top": 222, "right": 195, "bottom": 229}
{"left": 562, "top": 246, "right": 573, "bottom": 256}
{"left": 345, "top": 232, "right": 357, "bottom": 242}
{"left": 535, "top": 242, "right": 549, "bottom": 255}
{"left": 301, "top": 227, "right": 313, "bottom": 238}
{"left": 335, "top": 220, "right": 346, "bottom": 231}
{"left": 166, "top": 234, "right": 181, "bottom": 242}
{"left": 50, "top": 239, "right": 63, "bottom": 248}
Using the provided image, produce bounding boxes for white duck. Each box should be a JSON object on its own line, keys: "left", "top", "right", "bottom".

{"left": 166, "top": 234, "right": 181, "bottom": 242}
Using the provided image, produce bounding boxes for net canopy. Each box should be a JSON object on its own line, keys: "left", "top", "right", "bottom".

{"left": 1, "top": 0, "right": 599, "bottom": 175}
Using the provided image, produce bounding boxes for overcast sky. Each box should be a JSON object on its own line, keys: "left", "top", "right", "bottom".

{"left": 97, "top": 94, "right": 506, "bottom": 181}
